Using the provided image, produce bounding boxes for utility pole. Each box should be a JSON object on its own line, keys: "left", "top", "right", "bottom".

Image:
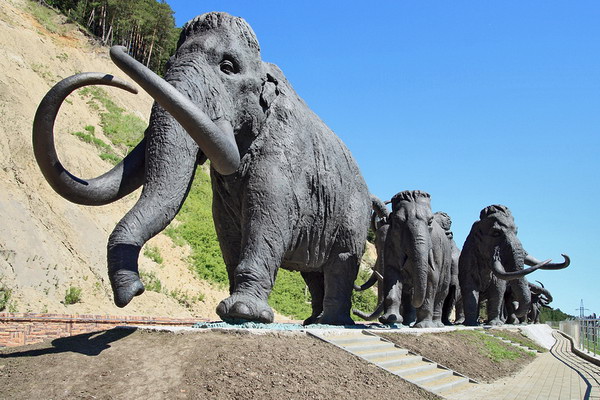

{"left": 576, "top": 299, "right": 590, "bottom": 319}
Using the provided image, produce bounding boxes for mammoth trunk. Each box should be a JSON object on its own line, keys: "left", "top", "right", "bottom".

{"left": 509, "top": 279, "right": 532, "bottom": 319}
{"left": 411, "top": 247, "right": 431, "bottom": 309}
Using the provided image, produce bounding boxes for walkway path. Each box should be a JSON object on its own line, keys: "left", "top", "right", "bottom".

{"left": 449, "top": 331, "right": 600, "bottom": 400}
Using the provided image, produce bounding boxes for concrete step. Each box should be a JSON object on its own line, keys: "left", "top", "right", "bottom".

{"left": 421, "top": 373, "right": 469, "bottom": 393}
{"left": 376, "top": 354, "right": 422, "bottom": 368}
{"left": 437, "top": 379, "right": 478, "bottom": 397}
{"left": 402, "top": 367, "right": 453, "bottom": 384}
{"left": 393, "top": 360, "right": 438, "bottom": 376}
{"left": 360, "top": 348, "right": 410, "bottom": 360}
{"left": 342, "top": 341, "right": 396, "bottom": 353}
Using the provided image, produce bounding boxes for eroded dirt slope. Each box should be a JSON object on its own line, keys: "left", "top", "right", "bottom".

{"left": 0, "top": 328, "right": 441, "bottom": 400}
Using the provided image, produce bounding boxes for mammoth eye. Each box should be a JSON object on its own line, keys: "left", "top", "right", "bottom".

{"left": 220, "top": 59, "right": 238, "bottom": 75}
{"left": 491, "top": 229, "right": 502, "bottom": 238}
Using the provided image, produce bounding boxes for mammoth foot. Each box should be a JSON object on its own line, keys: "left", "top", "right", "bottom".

{"left": 109, "top": 268, "right": 145, "bottom": 308}
{"left": 318, "top": 313, "right": 355, "bottom": 326}
{"left": 487, "top": 317, "right": 504, "bottom": 326}
{"left": 216, "top": 293, "right": 274, "bottom": 323}
{"left": 413, "top": 320, "right": 438, "bottom": 329}
{"left": 379, "top": 312, "right": 403, "bottom": 325}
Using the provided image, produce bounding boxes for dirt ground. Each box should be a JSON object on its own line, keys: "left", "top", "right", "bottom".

{"left": 0, "top": 328, "right": 442, "bottom": 400}
{"left": 380, "top": 330, "right": 537, "bottom": 383}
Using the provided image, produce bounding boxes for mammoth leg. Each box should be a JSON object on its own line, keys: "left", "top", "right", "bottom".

{"left": 486, "top": 280, "right": 507, "bottom": 325}
{"left": 301, "top": 271, "right": 324, "bottom": 325}
{"left": 215, "top": 189, "right": 290, "bottom": 323}
{"left": 462, "top": 282, "right": 480, "bottom": 326}
{"left": 441, "top": 285, "right": 456, "bottom": 326}
{"left": 108, "top": 110, "right": 200, "bottom": 307}
{"left": 320, "top": 252, "right": 360, "bottom": 326}
{"left": 379, "top": 266, "right": 404, "bottom": 325}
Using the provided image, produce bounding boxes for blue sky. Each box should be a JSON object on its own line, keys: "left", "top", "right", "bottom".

{"left": 167, "top": 1, "right": 600, "bottom": 318}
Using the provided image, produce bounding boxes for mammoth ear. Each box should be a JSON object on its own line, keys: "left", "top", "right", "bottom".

{"left": 260, "top": 73, "right": 279, "bottom": 111}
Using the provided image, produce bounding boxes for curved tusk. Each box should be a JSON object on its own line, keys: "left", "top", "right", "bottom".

{"left": 525, "top": 254, "right": 570, "bottom": 270}
{"left": 352, "top": 301, "right": 384, "bottom": 321}
{"left": 489, "top": 257, "right": 551, "bottom": 281}
{"left": 32, "top": 72, "right": 146, "bottom": 205}
{"left": 109, "top": 46, "right": 240, "bottom": 175}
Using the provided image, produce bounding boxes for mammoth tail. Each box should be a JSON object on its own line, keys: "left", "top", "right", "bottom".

{"left": 33, "top": 73, "right": 146, "bottom": 205}
{"left": 353, "top": 301, "right": 384, "bottom": 321}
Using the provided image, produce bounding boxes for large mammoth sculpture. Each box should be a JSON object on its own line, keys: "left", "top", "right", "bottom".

{"left": 33, "top": 12, "right": 373, "bottom": 325}
{"left": 434, "top": 212, "right": 464, "bottom": 325}
{"left": 359, "top": 190, "right": 453, "bottom": 328}
{"left": 459, "top": 205, "right": 569, "bottom": 326}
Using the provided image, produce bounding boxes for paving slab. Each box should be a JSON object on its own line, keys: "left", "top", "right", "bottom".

{"left": 448, "top": 331, "right": 600, "bottom": 400}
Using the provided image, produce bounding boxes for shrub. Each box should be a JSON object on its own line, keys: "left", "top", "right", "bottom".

{"left": 64, "top": 286, "right": 82, "bottom": 304}
{"left": 0, "top": 285, "right": 12, "bottom": 311}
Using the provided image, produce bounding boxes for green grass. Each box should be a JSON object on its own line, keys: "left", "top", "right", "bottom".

{"left": 71, "top": 87, "right": 147, "bottom": 165}
{"left": 489, "top": 329, "right": 547, "bottom": 353}
{"left": 139, "top": 270, "right": 162, "bottom": 293}
{"left": 0, "top": 285, "right": 12, "bottom": 311}
{"left": 143, "top": 245, "right": 163, "bottom": 265}
{"left": 26, "top": 1, "right": 68, "bottom": 35}
{"left": 78, "top": 86, "right": 146, "bottom": 154}
{"left": 165, "top": 168, "right": 228, "bottom": 286}
{"left": 169, "top": 289, "right": 204, "bottom": 309}
{"left": 582, "top": 336, "right": 600, "bottom": 355}
{"left": 455, "top": 330, "right": 530, "bottom": 362}
{"left": 31, "top": 62, "right": 54, "bottom": 82}
{"left": 269, "top": 269, "right": 312, "bottom": 320}
{"left": 64, "top": 286, "right": 82, "bottom": 305}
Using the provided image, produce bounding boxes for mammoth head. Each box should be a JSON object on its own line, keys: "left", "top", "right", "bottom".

{"left": 387, "top": 190, "right": 436, "bottom": 308}
{"left": 165, "top": 13, "right": 280, "bottom": 141}
{"left": 33, "top": 13, "right": 282, "bottom": 205}
{"left": 467, "top": 204, "right": 569, "bottom": 280}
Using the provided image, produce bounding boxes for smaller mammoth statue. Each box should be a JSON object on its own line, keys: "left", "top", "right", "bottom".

{"left": 504, "top": 280, "right": 553, "bottom": 324}
{"left": 434, "top": 212, "right": 464, "bottom": 325}
{"left": 352, "top": 196, "right": 389, "bottom": 313}
{"left": 459, "top": 205, "right": 570, "bottom": 326}
{"left": 359, "top": 190, "right": 453, "bottom": 328}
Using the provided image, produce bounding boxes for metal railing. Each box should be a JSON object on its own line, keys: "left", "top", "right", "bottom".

{"left": 579, "top": 319, "right": 600, "bottom": 355}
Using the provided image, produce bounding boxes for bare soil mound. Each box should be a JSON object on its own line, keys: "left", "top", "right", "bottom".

{"left": 0, "top": 328, "right": 441, "bottom": 400}
{"left": 380, "top": 330, "right": 537, "bottom": 383}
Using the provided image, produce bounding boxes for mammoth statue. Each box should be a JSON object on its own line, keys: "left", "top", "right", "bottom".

{"left": 504, "top": 280, "right": 553, "bottom": 324}
{"left": 353, "top": 196, "right": 390, "bottom": 307}
{"left": 33, "top": 12, "right": 373, "bottom": 325}
{"left": 527, "top": 281, "right": 553, "bottom": 324}
{"left": 434, "top": 212, "right": 464, "bottom": 325}
{"left": 355, "top": 191, "right": 453, "bottom": 328}
{"left": 459, "top": 205, "right": 569, "bottom": 326}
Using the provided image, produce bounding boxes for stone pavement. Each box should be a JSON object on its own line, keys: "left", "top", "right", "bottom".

{"left": 448, "top": 331, "right": 600, "bottom": 400}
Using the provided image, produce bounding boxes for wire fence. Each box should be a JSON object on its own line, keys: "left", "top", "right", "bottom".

{"left": 550, "top": 319, "right": 600, "bottom": 355}
{"left": 579, "top": 318, "right": 599, "bottom": 355}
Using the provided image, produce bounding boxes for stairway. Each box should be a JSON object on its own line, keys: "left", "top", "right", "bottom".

{"left": 308, "top": 330, "right": 478, "bottom": 398}
{"left": 482, "top": 330, "right": 540, "bottom": 354}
